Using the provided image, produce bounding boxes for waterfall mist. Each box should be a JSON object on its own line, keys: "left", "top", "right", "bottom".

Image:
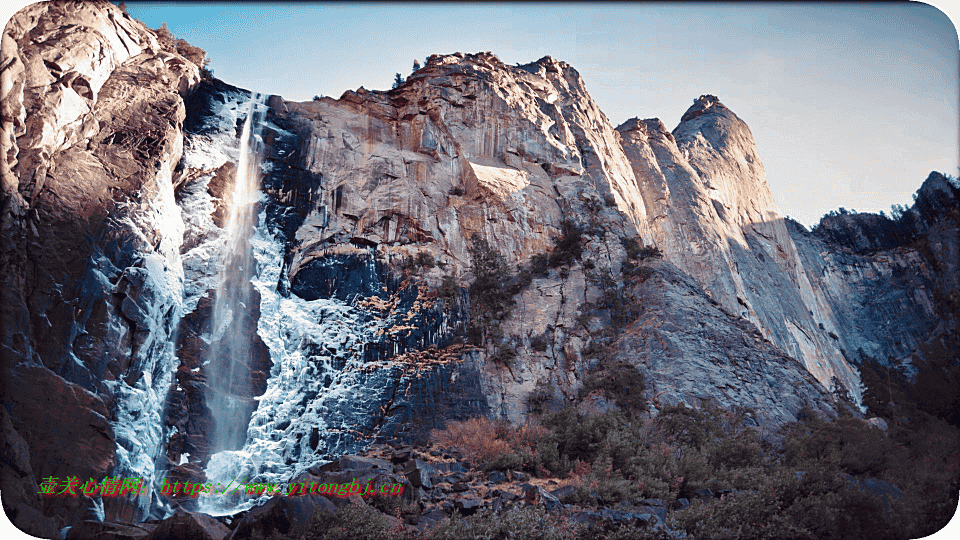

{"left": 205, "top": 94, "right": 266, "bottom": 453}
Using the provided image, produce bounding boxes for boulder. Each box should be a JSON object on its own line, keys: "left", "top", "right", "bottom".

{"left": 146, "top": 511, "right": 229, "bottom": 540}
{"left": 227, "top": 494, "right": 336, "bottom": 539}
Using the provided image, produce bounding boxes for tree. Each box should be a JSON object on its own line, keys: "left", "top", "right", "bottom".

{"left": 467, "top": 234, "right": 515, "bottom": 343}
{"left": 412, "top": 59, "right": 421, "bottom": 72}
{"left": 392, "top": 73, "right": 404, "bottom": 89}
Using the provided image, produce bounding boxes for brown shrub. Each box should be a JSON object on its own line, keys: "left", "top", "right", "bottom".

{"left": 431, "top": 417, "right": 511, "bottom": 463}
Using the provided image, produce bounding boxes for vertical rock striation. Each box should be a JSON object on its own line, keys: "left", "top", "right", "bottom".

{"left": 617, "top": 96, "right": 860, "bottom": 402}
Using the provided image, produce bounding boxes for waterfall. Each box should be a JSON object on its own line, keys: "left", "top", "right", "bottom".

{"left": 205, "top": 94, "right": 266, "bottom": 453}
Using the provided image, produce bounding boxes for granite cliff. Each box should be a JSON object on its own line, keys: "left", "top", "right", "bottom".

{"left": 1, "top": 1, "right": 956, "bottom": 536}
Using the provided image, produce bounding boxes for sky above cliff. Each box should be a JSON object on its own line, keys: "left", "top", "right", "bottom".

{"left": 6, "top": 1, "right": 958, "bottom": 227}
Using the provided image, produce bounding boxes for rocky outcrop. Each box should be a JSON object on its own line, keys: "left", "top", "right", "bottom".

{"left": 606, "top": 259, "right": 836, "bottom": 427}
{"left": 617, "top": 97, "right": 861, "bottom": 402}
{"left": 788, "top": 173, "right": 959, "bottom": 369}
{"left": 2, "top": 0, "right": 201, "bottom": 528}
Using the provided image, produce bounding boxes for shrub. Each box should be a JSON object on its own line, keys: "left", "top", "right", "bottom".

{"left": 431, "top": 417, "right": 512, "bottom": 464}
{"left": 548, "top": 219, "right": 583, "bottom": 268}
{"left": 449, "top": 186, "right": 465, "bottom": 196}
{"left": 425, "top": 505, "right": 583, "bottom": 540}
{"left": 580, "top": 360, "right": 647, "bottom": 414}
{"left": 529, "top": 378, "right": 555, "bottom": 414}
{"left": 308, "top": 502, "right": 394, "bottom": 540}
{"left": 529, "top": 331, "right": 549, "bottom": 352}
{"left": 530, "top": 252, "right": 550, "bottom": 276}
{"left": 490, "top": 342, "right": 518, "bottom": 367}
{"left": 467, "top": 234, "right": 515, "bottom": 339}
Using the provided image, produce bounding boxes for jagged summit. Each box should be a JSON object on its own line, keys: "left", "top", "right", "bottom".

{"left": 615, "top": 117, "right": 674, "bottom": 143}
{"left": 678, "top": 94, "right": 727, "bottom": 123}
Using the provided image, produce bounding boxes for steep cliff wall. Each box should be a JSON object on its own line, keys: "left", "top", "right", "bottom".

{"left": 788, "top": 172, "right": 959, "bottom": 371}
{"left": 616, "top": 97, "right": 861, "bottom": 402}
{"left": 1, "top": 0, "right": 200, "bottom": 531}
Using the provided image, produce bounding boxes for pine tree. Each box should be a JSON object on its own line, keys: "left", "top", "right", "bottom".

{"left": 412, "top": 59, "right": 421, "bottom": 72}
{"left": 392, "top": 73, "right": 404, "bottom": 89}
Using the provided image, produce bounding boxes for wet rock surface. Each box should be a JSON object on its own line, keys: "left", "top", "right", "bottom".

{"left": 2, "top": 0, "right": 202, "bottom": 528}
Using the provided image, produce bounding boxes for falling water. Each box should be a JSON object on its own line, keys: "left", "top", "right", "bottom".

{"left": 205, "top": 94, "right": 266, "bottom": 453}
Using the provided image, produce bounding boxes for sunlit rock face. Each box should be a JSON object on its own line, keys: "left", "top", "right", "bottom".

{"left": 617, "top": 96, "right": 861, "bottom": 403}
{"left": 1, "top": 0, "right": 200, "bottom": 529}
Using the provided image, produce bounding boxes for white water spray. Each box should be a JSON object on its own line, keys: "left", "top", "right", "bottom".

{"left": 205, "top": 94, "right": 266, "bottom": 453}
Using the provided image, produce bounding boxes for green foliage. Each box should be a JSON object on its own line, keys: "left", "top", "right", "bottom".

{"left": 530, "top": 253, "right": 550, "bottom": 276}
{"left": 467, "top": 234, "right": 515, "bottom": 339}
{"left": 781, "top": 408, "right": 908, "bottom": 477}
{"left": 412, "top": 59, "right": 422, "bottom": 72}
{"left": 392, "top": 73, "right": 405, "bottom": 89}
{"left": 490, "top": 342, "right": 518, "bottom": 367}
{"left": 402, "top": 252, "right": 437, "bottom": 272}
{"left": 621, "top": 238, "right": 661, "bottom": 281}
{"left": 529, "top": 331, "right": 549, "bottom": 352}
{"left": 153, "top": 22, "right": 207, "bottom": 68}
{"left": 548, "top": 219, "right": 583, "bottom": 268}
{"left": 529, "top": 377, "right": 555, "bottom": 415}
{"left": 425, "top": 505, "right": 583, "bottom": 540}
{"left": 580, "top": 360, "right": 647, "bottom": 414}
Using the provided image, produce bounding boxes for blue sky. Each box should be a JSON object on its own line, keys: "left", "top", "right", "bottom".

{"left": 6, "top": 1, "right": 959, "bottom": 227}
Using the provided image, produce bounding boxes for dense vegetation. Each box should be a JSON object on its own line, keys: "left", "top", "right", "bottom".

{"left": 251, "top": 381, "right": 959, "bottom": 540}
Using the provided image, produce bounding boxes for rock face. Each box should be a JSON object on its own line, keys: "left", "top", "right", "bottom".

{"left": 789, "top": 172, "right": 959, "bottom": 370}
{"left": 1, "top": 0, "right": 200, "bottom": 529}
{"left": 3, "top": 2, "right": 957, "bottom": 534}
{"left": 616, "top": 97, "right": 861, "bottom": 402}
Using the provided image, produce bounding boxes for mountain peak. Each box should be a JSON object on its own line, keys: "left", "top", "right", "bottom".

{"left": 679, "top": 94, "right": 729, "bottom": 123}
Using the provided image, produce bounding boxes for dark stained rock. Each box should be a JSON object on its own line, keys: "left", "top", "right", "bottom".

{"left": 4, "top": 364, "right": 115, "bottom": 528}
{"left": 454, "top": 498, "right": 482, "bottom": 516}
{"left": 486, "top": 471, "right": 506, "bottom": 484}
{"left": 549, "top": 485, "right": 577, "bottom": 503}
{"left": 146, "top": 511, "right": 229, "bottom": 540}
{"left": 317, "top": 455, "right": 394, "bottom": 473}
{"left": 391, "top": 445, "right": 414, "bottom": 463}
{"left": 67, "top": 520, "right": 157, "bottom": 540}
{"left": 226, "top": 494, "right": 336, "bottom": 540}
{"left": 404, "top": 459, "right": 437, "bottom": 489}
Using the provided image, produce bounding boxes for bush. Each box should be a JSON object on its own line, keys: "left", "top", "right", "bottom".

{"left": 531, "top": 252, "right": 550, "bottom": 276}
{"left": 580, "top": 360, "right": 647, "bottom": 414}
{"left": 431, "top": 417, "right": 513, "bottom": 464}
{"left": 425, "top": 505, "right": 583, "bottom": 540}
{"left": 449, "top": 186, "right": 465, "bottom": 196}
{"left": 308, "top": 502, "right": 395, "bottom": 540}
{"left": 490, "top": 342, "right": 518, "bottom": 367}
{"left": 549, "top": 219, "right": 583, "bottom": 268}
{"left": 529, "top": 331, "right": 549, "bottom": 352}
